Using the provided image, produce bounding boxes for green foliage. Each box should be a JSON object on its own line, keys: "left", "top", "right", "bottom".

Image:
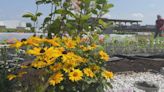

{"left": 0, "top": 28, "right": 32, "bottom": 32}
{"left": 23, "top": 0, "right": 113, "bottom": 38}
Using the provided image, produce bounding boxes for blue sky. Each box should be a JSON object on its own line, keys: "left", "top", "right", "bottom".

{"left": 0, "top": 0, "right": 164, "bottom": 27}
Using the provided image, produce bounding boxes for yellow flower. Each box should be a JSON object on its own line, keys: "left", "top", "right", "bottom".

{"left": 80, "top": 45, "right": 96, "bottom": 51}
{"left": 31, "top": 61, "right": 47, "bottom": 69}
{"left": 99, "top": 51, "right": 109, "bottom": 61}
{"left": 75, "top": 36, "right": 81, "bottom": 44}
{"left": 63, "top": 37, "right": 76, "bottom": 49}
{"left": 102, "top": 70, "right": 113, "bottom": 79}
{"left": 29, "top": 36, "right": 44, "bottom": 45}
{"left": 7, "top": 74, "right": 17, "bottom": 80}
{"left": 44, "top": 38, "right": 60, "bottom": 47}
{"left": 45, "top": 47, "right": 63, "bottom": 59}
{"left": 31, "top": 57, "right": 48, "bottom": 68}
{"left": 27, "top": 47, "right": 63, "bottom": 60}
{"left": 26, "top": 36, "right": 41, "bottom": 47}
{"left": 20, "top": 65, "right": 28, "bottom": 69}
{"left": 83, "top": 68, "right": 95, "bottom": 78}
{"left": 31, "top": 55, "right": 57, "bottom": 69}
{"left": 49, "top": 72, "right": 64, "bottom": 86}
{"left": 90, "top": 65, "right": 100, "bottom": 72}
{"left": 26, "top": 47, "right": 42, "bottom": 56}
{"left": 63, "top": 63, "right": 74, "bottom": 73}
{"left": 91, "top": 44, "right": 97, "bottom": 49}
{"left": 62, "top": 52, "right": 85, "bottom": 69}
{"left": 10, "top": 41, "right": 23, "bottom": 48}
{"left": 50, "top": 63, "right": 62, "bottom": 72}
{"left": 69, "top": 69, "right": 83, "bottom": 82}
{"left": 62, "top": 52, "right": 77, "bottom": 65}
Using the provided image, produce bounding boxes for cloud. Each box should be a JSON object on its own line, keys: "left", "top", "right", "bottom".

{"left": 102, "top": 13, "right": 112, "bottom": 18}
{"left": 131, "top": 13, "right": 144, "bottom": 18}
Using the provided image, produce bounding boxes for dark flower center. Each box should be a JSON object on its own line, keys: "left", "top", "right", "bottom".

{"left": 62, "top": 51, "right": 68, "bottom": 54}
{"left": 40, "top": 49, "right": 45, "bottom": 53}
{"left": 73, "top": 72, "right": 78, "bottom": 77}
{"left": 21, "top": 38, "right": 27, "bottom": 42}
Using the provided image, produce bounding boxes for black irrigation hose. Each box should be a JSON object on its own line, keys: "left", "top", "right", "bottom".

{"left": 113, "top": 54, "right": 164, "bottom": 61}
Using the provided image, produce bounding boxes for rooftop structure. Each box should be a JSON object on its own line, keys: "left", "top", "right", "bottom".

{"left": 89, "top": 18, "right": 142, "bottom": 26}
{"left": 102, "top": 18, "right": 142, "bottom": 25}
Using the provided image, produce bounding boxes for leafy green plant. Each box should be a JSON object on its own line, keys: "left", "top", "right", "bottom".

{"left": 8, "top": 0, "right": 114, "bottom": 92}
{"left": 23, "top": 0, "right": 113, "bottom": 38}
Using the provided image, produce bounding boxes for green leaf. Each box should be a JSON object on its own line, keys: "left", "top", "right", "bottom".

{"left": 36, "top": 12, "right": 43, "bottom": 17}
{"left": 55, "top": 9, "right": 68, "bottom": 14}
{"left": 96, "top": 0, "right": 107, "bottom": 4}
{"left": 26, "top": 23, "right": 32, "bottom": 27}
{"left": 45, "top": 0, "right": 51, "bottom": 3}
{"left": 36, "top": 0, "right": 45, "bottom": 5}
{"left": 54, "top": 9, "right": 76, "bottom": 18}
{"left": 98, "top": 19, "right": 108, "bottom": 28}
{"left": 31, "top": 16, "right": 37, "bottom": 22}
{"left": 22, "top": 12, "right": 37, "bottom": 22}
{"left": 43, "top": 16, "right": 51, "bottom": 24}
{"left": 105, "top": 4, "right": 114, "bottom": 9}
{"left": 81, "top": 14, "right": 91, "bottom": 21}
{"left": 107, "top": 82, "right": 113, "bottom": 89}
{"left": 22, "top": 12, "right": 35, "bottom": 18}
{"left": 48, "top": 18, "right": 61, "bottom": 35}
{"left": 96, "top": 83, "right": 104, "bottom": 92}
{"left": 96, "top": 4, "right": 102, "bottom": 10}
{"left": 92, "top": 10, "right": 98, "bottom": 14}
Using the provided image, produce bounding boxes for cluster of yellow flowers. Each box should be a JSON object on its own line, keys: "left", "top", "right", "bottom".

{"left": 10, "top": 36, "right": 113, "bottom": 86}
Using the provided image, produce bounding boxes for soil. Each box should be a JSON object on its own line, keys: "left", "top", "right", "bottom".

{"left": 107, "top": 58, "right": 164, "bottom": 73}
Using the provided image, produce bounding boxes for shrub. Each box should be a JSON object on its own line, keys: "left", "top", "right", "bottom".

{"left": 10, "top": 35, "right": 113, "bottom": 92}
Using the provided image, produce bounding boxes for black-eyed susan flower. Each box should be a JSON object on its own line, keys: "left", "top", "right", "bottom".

{"left": 90, "top": 64, "right": 100, "bottom": 72}
{"left": 62, "top": 52, "right": 84, "bottom": 66}
{"left": 63, "top": 37, "right": 76, "bottom": 49}
{"left": 63, "top": 63, "right": 74, "bottom": 73}
{"left": 26, "top": 47, "right": 42, "bottom": 56}
{"left": 50, "top": 63, "right": 62, "bottom": 72}
{"left": 83, "top": 68, "right": 95, "bottom": 78}
{"left": 26, "top": 36, "right": 43, "bottom": 46}
{"left": 102, "top": 70, "right": 113, "bottom": 79}
{"left": 99, "top": 50, "right": 109, "bottom": 61}
{"left": 44, "top": 38, "right": 60, "bottom": 47}
{"left": 49, "top": 72, "right": 64, "bottom": 86}
{"left": 69, "top": 69, "right": 83, "bottom": 82}
{"left": 10, "top": 41, "right": 23, "bottom": 48}
{"left": 31, "top": 60, "right": 47, "bottom": 69}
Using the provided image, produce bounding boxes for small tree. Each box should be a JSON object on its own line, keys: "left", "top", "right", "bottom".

{"left": 23, "top": 0, "right": 113, "bottom": 38}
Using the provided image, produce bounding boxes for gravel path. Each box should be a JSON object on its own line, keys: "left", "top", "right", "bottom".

{"left": 107, "top": 72, "right": 164, "bottom": 92}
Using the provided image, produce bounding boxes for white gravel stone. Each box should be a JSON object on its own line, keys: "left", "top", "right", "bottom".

{"left": 107, "top": 72, "right": 164, "bottom": 92}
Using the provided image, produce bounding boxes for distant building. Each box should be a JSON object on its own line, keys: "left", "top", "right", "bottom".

{"left": 0, "top": 20, "right": 27, "bottom": 29}
{"left": 0, "top": 25, "right": 6, "bottom": 29}
{"left": 16, "top": 26, "right": 26, "bottom": 30}
{"left": 0, "top": 21, "right": 6, "bottom": 29}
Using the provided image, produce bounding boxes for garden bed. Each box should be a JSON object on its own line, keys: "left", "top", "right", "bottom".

{"left": 107, "top": 57, "right": 164, "bottom": 73}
